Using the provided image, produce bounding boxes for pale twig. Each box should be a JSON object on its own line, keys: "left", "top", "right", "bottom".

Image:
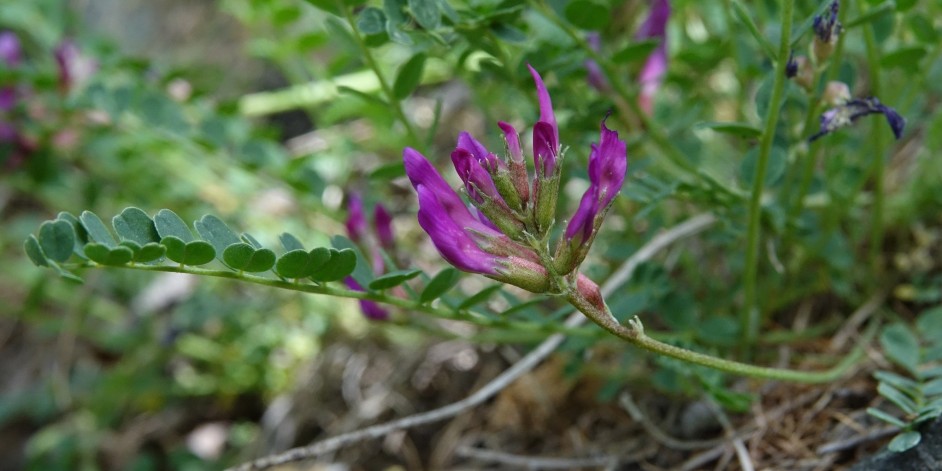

{"left": 816, "top": 426, "right": 898, "bottom": 454}
{"left": 455, "top": 445, "right": 619, "bottom": 469}
{"left": 706, "top": 399, "right": 755, "bottom": 471}
{"left": 226, "top": 214, "right": 717, "bottom": 471}
{"left": 618, "top": 393, "right": 727, "bottom": 451}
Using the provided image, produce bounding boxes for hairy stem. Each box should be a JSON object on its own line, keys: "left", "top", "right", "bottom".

{"left": 742, "top": 0, "right": 794, "bottom": 345}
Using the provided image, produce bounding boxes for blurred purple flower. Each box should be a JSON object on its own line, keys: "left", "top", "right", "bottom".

{"left": 584, "top": 32, "right": 608, "bottom": 92}
{"left": 810, "top": 97, "right": 905, "bottom": 141}
{"left": 0, "top": 31, "right": 21, "bottom": 66}
{"left": 373, "top": 204, "right": 394, "bottom": 250}
{"left": 54, "top": 40, "right": 96, "bottom": 93}
{"left": 345, "top": 193, "right": 367, "bottom": 243}
{"left": 343, "top": 277, "right": 389, "bottom": 320}
{"left": 637, "top": 0, "right": 671, "bottom": 115}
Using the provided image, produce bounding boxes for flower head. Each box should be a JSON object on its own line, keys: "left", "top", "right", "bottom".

{"left": 810, "top": 96, "right": 905, "bottom": 141}
{"left": 812, "top": 1, "right": 841, "bottom": 61}
{"left": 404, "top": 66, "right": 628, "bottom": 291}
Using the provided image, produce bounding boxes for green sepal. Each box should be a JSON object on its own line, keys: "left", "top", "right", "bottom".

{"left": 534, "top": 174, "right": 560, "bottom": 234}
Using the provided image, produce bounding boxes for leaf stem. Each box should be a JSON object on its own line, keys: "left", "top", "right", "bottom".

{"left": 339, "top": 2, "right": 422, "bottom": 148}
{"left": 857, "top": 0, "right": 885, "bottom": 276}
{"left": 742, "top": 0, "right": 794, "bottom": 345}
{"left": 566, "top": 287, "right": 874, "bottom": 383}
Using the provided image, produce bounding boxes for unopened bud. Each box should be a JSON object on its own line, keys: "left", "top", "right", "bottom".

{"left": 822, "top": 81, "right": 850, "bottom": 106}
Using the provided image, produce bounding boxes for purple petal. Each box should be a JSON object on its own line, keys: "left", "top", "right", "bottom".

{"left": 527, "top": 65, "right": 558, "bottom": 166}
{"left": 451, "top": 148, "right": 503, "bottom": 204}
{"left": 416, "top": 185, "right": 499, "bottom": 275}
{"left": 498, "top": 121, "right": 524, "bottom": 163}
{"left": 344, "top": 277, "right": 390, "bottom": 320}
{"left": 638, "top": 44, "right": 667, "bottom": 114}
{"left": 636, "top": 0, "right": 671, "bottom": 39}
{"left": 404, "top": 147, "right": 502, "bottom": 237}
{"left": 565, "top": 186, "right": 600, "bottom": 242}
{"left": 457, "top": 131, "right": 490, "bottom": 163}
{"left": 373, "top": 204, "right": 395, "bottom": 249}
{"left": 588, "top": 118, "right": 628, "bottom": 207}
{"left": 0, "top": 31, "right": 21, "bottom": 66}
{"left": 345, "top": 192, "right": 367, "bottom": 243}
{"left": 533, "top": 121, "right": 557, "bottom": 176}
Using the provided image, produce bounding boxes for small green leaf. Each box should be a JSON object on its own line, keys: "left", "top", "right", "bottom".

{"left": 369, "top": 162, "right": 406, "bottom": 180}
{"left": 564, "top": 0, "right": 609, "bottom": 30}
{"left": 39, "top": 220, "right": 75, "bottom": 263}
{"left": 878, "top": 382, "right": 918, "bottom": 415}
{"left": 194, "top": 215, "right": 241, "bottom": 261}
{"left": 392, "top": 53, "right": 427, "bottom": 99}
{"left": 874, "top": 371, "right": 920, "bottom": 396}
{"left": 331, "top": 235, "right": 373, "bottom": 283}
{"left": 357, "top": 7, "right": 387, "bottom": 34}
{"left": 420, "top": 267, "right": 461, "bottom": 303}
{"left": 310, "top": 249, "right": 357, "bottom": 282}
{"left": 458, "top": 284, "right": 502, "bottom": 310}
{"left": 24, "top": 235, "right": 49, "bottom": 267}
{"left": 241, "top": 233, "right": 263, "bottom": 249}
{"left": 697, "top": 122, "right": 762, "bottom": 138}
{"left": 888, "top": 431, "right": 922, "bottom": 452}
{"left": 161, "top": 237, "right": 216, "bottom": 266}
{"left": 368, "top": 269, "right": 422, "bottom": 290}
{"left": 154, "top": 209, "right": 194, "bottom": 242}
{"left": 112, "top": 207, "right": 160, "bottom": 245}
{"left": 57, "top": 212, "right": 88, "bottom": 258}
{"left": 923, "top": 378, "right": 942, "bottom": 396}
{"left": 131, "top": 242, "right": 166, "bottom": 263}
{"left": 223, "top": 243, "right": 276, "bottom": 272}
{"left": 309, "top": 246, "right": 332, "bottom": 271}
{"left": 881, "top": 322, "right": 921, "bottom": 375}
{"left": 909, "top": 16, "right": 939, "bottom": 44}
{"left": 917, "top": 306, "right": 942, "bottom": 340}
{"left": 612, "top": 39, "right": 661, "bottom": 64}
{"left": 279, "top": 233, "right": 306, "bottom": 252}
{"left": 880, "top": 47, "right": 927, "bottom": 71}
{"left": 276, "top": 250, "right": 315, "bottom": 278}
{"left": 740, "top": 146, "right": 786, "bottom": 187}
{"left": 84, "top": 243, "right": 134, "bottom": 266}
{"left": 867, "top": 407, "right": 908, "bottom": 428}
{"left": 408, "top": 0, "right": 440, "bottom": 30}
{"left": 80, "top": 211, "right": 117, "bottom": 247}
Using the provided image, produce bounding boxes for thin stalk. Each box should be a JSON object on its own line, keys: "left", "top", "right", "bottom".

{"left": 339, "top": 3, "right": 421, "bottom": 148}
{"left": 567, "top": 288, "right": 874, "bottom": 383}
{"left": 742, "top": 0, "right": 794, "bottom": 345}
{"left": 858, "top": 0, "right": 885, "bottom": 275}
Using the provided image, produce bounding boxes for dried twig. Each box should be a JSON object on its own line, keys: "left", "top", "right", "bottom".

{"left": 226, "top": 214, "right": 717, "bottom": 471}
{"left": 455, "top": 445, "right": 620, "bottom": 469}
{"left": 816, "top": 425, "right": 898, "bottom": 454}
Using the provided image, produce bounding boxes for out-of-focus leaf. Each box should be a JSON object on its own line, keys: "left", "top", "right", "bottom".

{"left": 880, "top": 322, "right": 921, "bottom": 375}
{"left": 393, "top": 53, "right": 427, "bottom": 99}
{"left": 420, "top": 267, "right": 461, "bottom": 302}
{"left": 368, "top": 269, "right": 422, "bottom": 290}
{"left": 39, "top": 220, "right": 75, "bottom": 263}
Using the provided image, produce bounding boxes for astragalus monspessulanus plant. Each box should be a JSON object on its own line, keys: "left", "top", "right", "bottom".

{"left": 401, "top": 65, "right": 864, "bottom": 382}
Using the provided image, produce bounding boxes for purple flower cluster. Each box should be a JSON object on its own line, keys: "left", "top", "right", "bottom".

{"left": 343, "top": 193, "right": 396, "bottom": 320}
{"left": 403, "top": 66, "right": 628, "bottom": 292}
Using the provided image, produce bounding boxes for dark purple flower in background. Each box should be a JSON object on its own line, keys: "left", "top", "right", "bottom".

{"left": 810, "top": 97, "right": 905, "bottom": 141}
{"left": 373, "top": 205, "right": 394, "bottom": 250}
{"left": 343, "top": 278, "right": 389, "bottom": 320}
{"left": 637, "top": 0, "right": 671, "bottom": 115}
{"left": 584, "top": 32, "right": 608, "bottom": 92}
{"left": 345, "top": 193, "right": 368, "bottom": 243}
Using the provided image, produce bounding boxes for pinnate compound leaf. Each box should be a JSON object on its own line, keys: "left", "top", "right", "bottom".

{"left": 161, "top": 236, "right": 216, "bottom": 266}
{"left": 194, "top": 215, "right": 241, "bottom": 262}
{"left": 280, "top": 232, "right": 305, "bottom": 252}
{"left": 888, "top": 431, "right": 922, "bottom": 452}
{"left": 85, "top": 243, "right": 134, "bottom": 266}
{"left": 369, "top": 269, "right": 422, "bottom": 291}
{"left": 24, "top": 235, "right": 49, "bottom": 267}
{"left": 310, "top": 249, "right": 356, "bottom": 282}
{"left": 223, "top": 243, "right": 276, "bottom": 272}
{"left": 880, "top": 322, "right": 921, "bottom": 375}
{"left": 80, "top": 211, "right": 117, "bottom": 247}
{"left": 39, "top": 220, "right": 75, "bottom": 263}
{"left": 420, "top": 267, "right": 461, "bottom": 302}
{"left": 155, "top": 209, "right": 194, "bottom": 242}
{"left": 393, "top": 53, "right": 427, "bottom": 100}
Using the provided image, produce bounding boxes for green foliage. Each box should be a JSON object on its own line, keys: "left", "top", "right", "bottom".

{"left": 869, "top": 311, "right": 942, "bottom": 452}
